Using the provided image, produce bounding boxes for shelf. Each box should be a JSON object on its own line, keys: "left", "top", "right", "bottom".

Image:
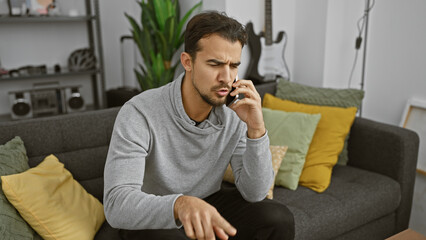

{"left": 0, "top": 0, "right": 105, "bottom": 110}
{"left": 0, "top": 15, "right": 95, "bottom": 23}
{"left": 0, "top": 104, "right": 96, "bottom": 123}
{"left": 0, "top": 69, "right": 100, "bottom": 82}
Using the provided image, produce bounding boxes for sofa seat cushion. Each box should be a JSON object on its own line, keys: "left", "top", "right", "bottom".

{"left": 273, "top": 165, "right": 401, "bottom": 240}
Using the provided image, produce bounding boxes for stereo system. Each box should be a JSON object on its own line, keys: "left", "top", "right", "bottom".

{"left": 8, "top": 85, "right": 85, "bottom": 120}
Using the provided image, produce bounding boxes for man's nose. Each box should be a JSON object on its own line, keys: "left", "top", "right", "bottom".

{"left": 218, "top": 66, "right": 233, "bottom": 84}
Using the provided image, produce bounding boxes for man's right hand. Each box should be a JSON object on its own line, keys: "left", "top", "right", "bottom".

{"left": 174, "top": 195, "right": 237, "bottom": 240}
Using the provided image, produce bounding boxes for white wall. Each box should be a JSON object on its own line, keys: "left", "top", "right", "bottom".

{"left": 292, "top": 0, "right": 328, "bottom": 87}
{"left": 323, "top": 0, "right": 426, "bottom": 126}
{"left": 323, "top": 0, "right": 365, "bottom": 89}
{"left": 98, "top": 1, "right": 139, "bottom": 90}
{"left": 362, "top": 0, "right": 426, "bottom": 125}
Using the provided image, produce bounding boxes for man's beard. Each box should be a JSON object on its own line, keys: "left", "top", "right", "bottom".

{"left": 192, "top": 74, "right": 229, "bottom": 107}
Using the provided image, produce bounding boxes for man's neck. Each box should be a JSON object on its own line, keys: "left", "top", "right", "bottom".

{"left": 181, "top": 73, "right": 213, "bottom": 123}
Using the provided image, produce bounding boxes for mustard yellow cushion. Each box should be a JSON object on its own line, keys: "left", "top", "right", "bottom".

{"left": 1, "top": 154, "right": 105, "bottom": 240}
{"left": 223, "top": 145, "right": 288, "bottom": 199}
{"left": 263, "top": 94, "right": 357, "bottom": 192}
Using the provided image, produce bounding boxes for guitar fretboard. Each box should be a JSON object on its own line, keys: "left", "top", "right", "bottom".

{"left": 265, "top": 0, "right": 273, "bottom": 46}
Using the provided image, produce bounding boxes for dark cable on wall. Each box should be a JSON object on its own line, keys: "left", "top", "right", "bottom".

{"left": 348, "top": 0, "right": 375, "bottom": 89}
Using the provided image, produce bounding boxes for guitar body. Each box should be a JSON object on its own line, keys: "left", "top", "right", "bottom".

{"left": 245, "top": 0, "right": 291, "bottom": 84}
{"left": 258, "top": 31, "right": 290, "bottom": 82}
{"left": 246, "top": 21, "right": 290, "bottom": 84}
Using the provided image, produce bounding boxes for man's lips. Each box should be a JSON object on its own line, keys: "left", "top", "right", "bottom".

{"left": 216, "top": 88, "right": 230, "bottom": 97}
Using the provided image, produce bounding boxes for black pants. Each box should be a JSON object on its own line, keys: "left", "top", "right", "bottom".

{"left": 119, "top": 186, "right": 294, "bottom": 240}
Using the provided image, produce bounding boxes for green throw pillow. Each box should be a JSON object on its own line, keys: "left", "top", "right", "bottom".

{"left": 0, "top": 136, "right": 40, "bottom": 239}
{"left": 263, "top": 108, "right": 321, "bottom": 190}
{"left": 276, "top": 80, "right": 364, "bottom": 165}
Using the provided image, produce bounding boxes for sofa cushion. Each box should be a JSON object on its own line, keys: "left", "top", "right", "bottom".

{"left": 1, "top": 155, "right": 105, "bottom": 240}
{"left": 263, "top": 94, "right": 357, "bottom": 192}
{"left": 275, "top": 80, "right": 365, "bottom": 166}
{"left": 0, "top": 136, "right": 40, "bottom": 240}
{"left": 273, "top": 165, "right": 401, "bottom": 240}
{"left": 0, "top": 108, "right": 120, "bottom": 204}
{"left": 223, "top": 145, "right": 288, "bottom": 199}
{"left": 262, "top": 108, "right": 321, "bottom": 190}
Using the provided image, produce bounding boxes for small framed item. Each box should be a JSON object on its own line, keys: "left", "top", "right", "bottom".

{"left": 400, "top": 97, "right": 426, "bottom": 175}
{"left": 8, "top": 0, "right": 26, "bottom": 16}
{"left": 29, "top": 0, "right": 52, "bottom": 15}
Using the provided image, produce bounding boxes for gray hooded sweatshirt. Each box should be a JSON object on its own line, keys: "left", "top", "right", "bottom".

{"left": 103, "top": 73, "right": 273, "bottom": 230}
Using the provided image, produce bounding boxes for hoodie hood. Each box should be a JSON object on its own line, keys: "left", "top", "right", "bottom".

{"left": 163, "top": 73, "right": 226, "bottom": 135}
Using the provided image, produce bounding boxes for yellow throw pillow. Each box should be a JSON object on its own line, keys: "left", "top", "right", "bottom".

{"left": 1, "top": 154, "right": 105, "bottom": 240}
{"left": 223, "top": 145, "right": 288, "bottom": 199}
{"left": 263, "top": 94, "right": 357, "bottom": 192}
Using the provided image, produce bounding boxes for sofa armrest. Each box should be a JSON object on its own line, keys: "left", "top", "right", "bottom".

{"left": 347, "top": 117, "right": 419, "bottom": 232}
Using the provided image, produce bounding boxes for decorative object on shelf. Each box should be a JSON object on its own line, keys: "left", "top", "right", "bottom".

{"left": 67, "top": 48, "right": 97, "bottom": 72}
{"left": 68, "top": 8, "right": 79, "bottom": 17}
{"left": 0, "top": 67, "right": 7, "bottom": 76}
{"left": 7, "top": 0, "right": 55, "bottom": 16}
{"left": 54, "top": 63, "right": 61, "bottom": 73}
{"left": 46, "top": 0, "right": 60, "bottom": 16}
{"left": 400, "top": 97, "right": 426, "bottom": 176}
{"left": 245, "top": 0, "right": 290, "bottom": 84}
{"left": 0, "top": 57, "right": 8, "bottom": 76}
{"left": 8, "top": 91, "right": 33, "bottom": 119}
{"left": 28, "top": 0, "right": 52, "bottom": 15}
{"left": 125, "top": 0, "right": 201, "bottom": 91}
{"left": 63, "top": 86, "right": 85, "bottom": 113}
{"left": 8, "top": 82, "right": 85, "bottom": 120}
{"left": 0, "top": 0, "right": 105, "bottom": 113}
{"left": 7, "top": 0, "right": 26, "bottom": 16}
{"left": 8, "top": 64, "right": 46, "bottom": 77}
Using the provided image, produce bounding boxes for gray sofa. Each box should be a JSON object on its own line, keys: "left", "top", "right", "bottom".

{"left": 0, "top": 82, "right": 419, "bottom": 240}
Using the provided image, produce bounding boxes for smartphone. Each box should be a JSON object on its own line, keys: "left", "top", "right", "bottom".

{"left": 226, "top": 76, "right": 239, "bottom": 107}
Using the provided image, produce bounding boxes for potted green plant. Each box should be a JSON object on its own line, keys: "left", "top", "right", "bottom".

{"left": 126, "top": 0, "right": 202, "bottom": 91}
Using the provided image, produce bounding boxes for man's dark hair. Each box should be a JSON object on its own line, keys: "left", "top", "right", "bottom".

{"left": 184, "top": 11, "right": 247, "bottom": 60}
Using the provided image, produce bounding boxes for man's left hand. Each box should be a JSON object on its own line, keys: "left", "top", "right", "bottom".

{"left": 229, "top": 79, "right": 266, "bottom": 139}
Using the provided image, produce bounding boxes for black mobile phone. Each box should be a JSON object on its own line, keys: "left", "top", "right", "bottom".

{"left": 226, "top": 77, "right": 239, "bottom": 107}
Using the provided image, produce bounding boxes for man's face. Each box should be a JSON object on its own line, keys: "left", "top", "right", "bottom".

{"left": 190, "top": 34, "right": 242, "bottom": 107}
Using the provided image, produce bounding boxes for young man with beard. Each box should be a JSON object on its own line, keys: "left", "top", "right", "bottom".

{"left": 104, "top": 11, "right": 294, "bottom": 240}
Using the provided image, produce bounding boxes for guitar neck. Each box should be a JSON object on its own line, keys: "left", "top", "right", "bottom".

{"left": 265, "top": 0, "right": 273, "bottom": 46}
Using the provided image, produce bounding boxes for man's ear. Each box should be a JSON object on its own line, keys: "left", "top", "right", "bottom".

{"left": 180, "top": 52, "right": 193, "bottom": 72}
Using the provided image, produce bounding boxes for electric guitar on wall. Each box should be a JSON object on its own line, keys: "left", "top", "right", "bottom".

{"left": 246, "top": 0, "right": 290, "bottom": 84}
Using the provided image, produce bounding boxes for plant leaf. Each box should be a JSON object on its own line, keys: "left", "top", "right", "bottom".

{"left": 152, "top": 0, "right": 167, "bottom": 31}
{"left": 126, "top": 0, "right": 201, "bottom": 91}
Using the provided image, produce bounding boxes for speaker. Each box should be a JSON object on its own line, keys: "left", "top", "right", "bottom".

{"left": 63, "top": 86, "right": 85, "bottom": 113}
{"left": 9, "top": 91, "right": 33, "bottom": 120}
{"left": 31, "top": 88, "right": 62, "bottom": 117}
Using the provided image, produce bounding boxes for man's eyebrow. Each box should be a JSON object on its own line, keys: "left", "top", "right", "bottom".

{"left": 206, "top": 59, "right": 225, "bottom": 65}
{"left": 206, "top": 59, "right": 241, "bottom": 66}
{"left": 231, "top": 61, "right": 241, "bottom": 67}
